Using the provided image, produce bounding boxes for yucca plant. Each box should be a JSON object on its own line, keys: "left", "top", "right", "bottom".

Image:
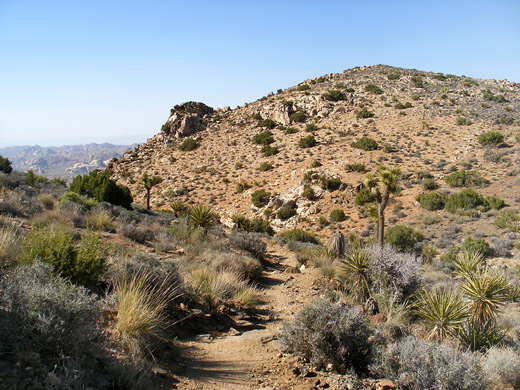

{"left": 421, "top": 245, "right": 438, "bottom": 264}
{"left": 460, "top": 270, "right": 512, "bottom": 324}
{"left": 451, "top": 249, "right": 486, "bottom": 278}
{"left": 112, "top": 271, "right": 179, "bottom": 354}
{"left": 415, "top": 289, "right": 468, "bottom": 341}
{"left": 339, "top": 249, "right": 371, "bottom": 300}
{"left": 457, "top": 319, "right": 506, "bottom": 351}
{"left": 188, "top": 204, "right": 216, "bottom": 229}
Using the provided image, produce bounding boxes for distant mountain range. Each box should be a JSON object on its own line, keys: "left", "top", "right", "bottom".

{"left": 0, "top": 143, "right": 136, "bottom": 180}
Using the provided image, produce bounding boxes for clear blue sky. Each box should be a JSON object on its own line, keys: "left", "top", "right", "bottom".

{"left": 1, "top": 0, "right": 519, "bottom": 147}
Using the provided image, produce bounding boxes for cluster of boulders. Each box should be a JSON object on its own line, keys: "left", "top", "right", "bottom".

{"left": 163, "top": 101, "right": 214, "bottom": 138}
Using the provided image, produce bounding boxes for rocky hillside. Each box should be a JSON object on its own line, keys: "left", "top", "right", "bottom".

{"left": 110, "top": 65, "right": 520, "bottom": 256}
{"left": 0, "top": 143, "right": 135, "bottom": 179}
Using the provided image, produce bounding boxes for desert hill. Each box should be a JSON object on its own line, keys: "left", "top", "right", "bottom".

{"left": 109, "top": 64, "right": 520, "bottom": 257}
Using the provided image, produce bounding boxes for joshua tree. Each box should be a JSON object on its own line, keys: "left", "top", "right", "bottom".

{"left": 141, "top": 173, "right": 162, "bottom": 210}
{"left": 364, "top": 165, "right": 401, "bottom": 247}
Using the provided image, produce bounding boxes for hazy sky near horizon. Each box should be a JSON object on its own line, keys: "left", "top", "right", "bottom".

{"left": 1, "top": 0, "right": 519, "bottom": 147}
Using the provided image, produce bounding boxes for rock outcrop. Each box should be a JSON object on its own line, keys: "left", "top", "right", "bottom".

{"left": 164, "top": 102, "right": 214, "bottom": 138}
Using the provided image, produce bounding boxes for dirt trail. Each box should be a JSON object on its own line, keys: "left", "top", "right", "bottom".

{"left": 175, "top": 245, "right": 323, "bottom": 389}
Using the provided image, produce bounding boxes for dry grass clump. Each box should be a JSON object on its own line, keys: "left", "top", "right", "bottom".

{"left": 202, "top": 248, "right": 262, "bottom": 280}
{"left": 187, "top": 268, "right": 259, "bottom": 308}
{"left": 112, "top": 270, "right": 179, "bottom": 354}
{"left": 482, "top": 346, "right": 520, "bottom": 389}
{"left": 0, "top": 217, "right": 20, "bottom": 269}
{"left": 87, "top": 207, "right": 114, "bottom": 230}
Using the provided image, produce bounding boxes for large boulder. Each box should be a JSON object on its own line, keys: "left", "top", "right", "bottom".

{"left": 164, "top": 102, "right": 214, "bottom": 138}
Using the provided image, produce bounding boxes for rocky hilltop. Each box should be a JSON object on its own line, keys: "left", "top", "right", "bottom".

{"left": 0, "top": 143, "right": 135, "bottom": 179}
{"left": 110, "top": 65, "right": 519, "bottom": 252}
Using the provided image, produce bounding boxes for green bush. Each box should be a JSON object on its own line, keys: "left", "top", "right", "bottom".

{"left": 444, "top": 170, "right": 485, "bottom": 188}
{"left": 299, "top": 135, "right": 317, "bottom": 148}
{"left": 462, "top": 237, "right": 491, "bottom": 257}
{"left": 356, "top": 108, "right": 375, "bottom": 119}
{"left": 352, "top": 136, "right": 378, "bottom": 151}
{"left": 69, "top": 170, "right": 133, "bottom": 209}
{"left": 384, "top": 225, "right": 423, "bottom": 251}
{"left": 365, "top": 84, "right": 383, "bottom": 94}
{"left": 320, "top": 177, "right": 342, "bottom": 191}
{"left": 444, "top": 189, "right": 485, "bottom": 213}
{"left": 456, "top": 117, "right": 472, "bottom": 126}
{"left": 279, "top": 299, "right": 373, "bottom": 374}
{"left": 178, "top": 137, "right": 198, "bottom": 151}
{"left": 478, "top": 131, "right": 504, "bottom": 147}
{"left": 20, "top": 227, "right": 105, "bottom": 286}
{"left": 258, "top": 162, "right": 273, "bottom": 172}
{"left": 251, "top": 189, "right": 271, "bottom": 207}
{"left": 249, "top": 218, "right": 274, "bottom": 236}
{"left": 236, "top": 181, "right": 251, "bottom": 193}
{"left": 421, "top": 178, "right": 438, "bottom": 190}
{"left": 277, "top": 206, "right": 296, "bottom": 220}
{"left": 322, "top": 90, "right": 345, "bottom": 101}
{"left": 345, "top": 163, "right": 366, "bottom": 172}
{"left": 280, "top": 228, "right": 320, "bottom": 245}
{"left": 289, "top": 111, "right": 306, "bottom": 122}
{"left": 297, "top": 85, "right": 310, "bottom": 92}
{"left": 302, "top": 184, "right": 315, "bottom": 200}
{"left": 411, "top": 75, "right": 424, "bottom": 88}
{"left": 252, "top": 130, "right": 275, "bottom": 145}
{"left": 494, "top": 208, "right": 520, "bottom": 232}
{"left": 394, "top": 102, "right": 412, "bottom": 109}
{"left": 485, "top": 196, "right": 505, "bottom": 210}
{"left": 285, "top": 127, "right": 298, "bottom": 134}
{"left": 483, "top": 89, "right": 508, "bottom": 103}
{"left": 387, "top": 72, "right": 400, "bottom": 80}
{"left": 330, "top": 209, "right": 346, "bottom": 222}
{"left": 0, "top": 155, "right": 13, "bottom": 174}
{"left": 160, "top": 121, "right": 170, "bottom": 134}
{"left": 416, "top": 192, "right": 446, "bottom": 211}
{"left": 262, "top": 144, "right": 279, "bottom": 156}
{"left": 355, "top": 188, "right": 376, "bottom": 206}
{"left": 260, "top": 119, "right": 276, "bottom": 129}
{"left": 305, "top": 123, "right": 318, "bottom": 132}
{"left": 59, "top": 191, "right": 97, "bottom": 208}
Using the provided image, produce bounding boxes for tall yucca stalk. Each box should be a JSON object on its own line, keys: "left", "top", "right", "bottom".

{"left": 459, "top": 270, "right": 512, "bottom": 324}
{"left": 113, "top": 271, "right": 178, "bottom": 353}
{"left": 415, "top": 289, "right": 468, "bottom": 341}
{"left": 339, "top": 249, "right": 371, "bottom": 300}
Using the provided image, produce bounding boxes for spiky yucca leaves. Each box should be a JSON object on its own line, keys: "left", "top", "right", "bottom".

{"left": 112, "top": 271, "right": 179, "bottom": 354}
{"left": 415, "top": 289, "right": 468, "bottom": 341}
{"left": 187, "top": 204, "right": 216, "bottom": 229}
{"left": 339, "top": 249, "right": 371, "bottom": 301}
{"left": 451, "top": 249, "right": 486, "bottom": 278}
{"left": 457, "top": 319, "right": 507, "bottom": 351}
{"left": 459, "top": 270, "right": 514, "bottom": 324}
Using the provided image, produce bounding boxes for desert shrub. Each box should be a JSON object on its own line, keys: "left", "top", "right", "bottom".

{"left": 483, "top": 89, "right": 508, "bottom": 103}
{"left": 280, "top": 228, "right": 321, "bottom": 245}
{"left": 355, "top": 188, "right": 376, "bottom": 206}
{"left": 421, "top": 178, "right": 438, "bottom": 190}
{"left": 485, "top": 196, "right": 504, "bottom": 210}
{"left": 456, "top": 116, "right": 472, "bottom": 126}
{"left": 330, "top": 209, "right": 346, "bottom": 222}
{"left": 322, "top": 89, "right": 345, "bottom": 101}
{"left": 38, "top": 193, "right": 56, "bottom": 210}
{"left": 482, "top": 347, "right": 520, "bottom": 389}
{"left": 119, "top": 222, "right": 152, "bottom": 244}
{"left": 494, "top": 208, "right": 520, "bottom": 232}
{"left": 229, "top": 231, "right": 268, "bottom": 259}
{"left": 160, "top": 121, "right": 170, "bottom": 134}
{"left": 365, "top": 84, "right": 383, "bottom": 94}
{"left": 462, "top": 238, "right": 491, "bottom": 257}
{"left": 387, "top": 72, "right": 400, "bottom": 80}
{"left": 20, "top": 226, "right": 106, "bottom": 286}
{"left": 445, "top": 189, "right": 486, "bottom": 213}
{"left": 296, "top": 85, "right": 310, "bottom": 92}
{"left": 320, "top": 176, "right": 342, "bottom": 191}
{"left": 178, "top": 137, "right": 198, "bottom": 151}
{"left": 416, "top": 192, "right": 447, "bottom": 210}
{"left": 356, "top": 108, "right": 375, "bottom": 119}
{"left": 0, "top": 221, "right": 20, "bottom": 270}
{"left": 0, "top": 155, "right": 13, "bottom": 174}
{"left": 371, "top": 336, "right": 487, "bottom": 390}
{"left": 69, "top": 170, "right": 133, "bottom": 209}
{"left": 345, "top": 163, "right": 366, "bottom": 172}
{"left": 259, "top": 119, "right": 276, "bottom": 129}
{"left": 444, "top": 169, "right": 485, "bottom": 187}
{"left": 394, "top": 102, "right": 412, "bottom": 109}
{"left": 285, "top": 127, "right": 298, "bottom": 134}
{"left": 299, "top": 135, "right": 317, "bottom": 148}
{"left": 302, "top": 184, "right": 316, "bottom": 200}
{"left": 384, "top": 225, "right": 423, "bottom": 252}
{"left": 279, "top": 299, "right": 374, "bottom": 373}
{"left": 205, "top": 249, "right": 262, "bottom": 280}
{"left": 236, "top": 181, "right": 251, "bottom": 193}
{"left": 252, "top": 130, "right": 274, "bottom": 145}
{"left": 289, "top": 111, "right": 306, "bottom": 122}
{"left": 59, "top": 191, "right": 96, "bottom": 208}
{"left": 277, "top": 206, "right": 296, "bottom": 220}
{"left": 411, "top": 75, "right": 424, "bottom": 88}
{"left": 352, "top": 136, "right": 378, "bottom": 151}
{"left": 251, "top": 189, "right": 271, "bottom": 207}
{"left": 261, "top": 144, "right": 279, "bottom": 156}
{"left": 478, "top": 131, "right": 504, "bottom": 147}
{"left": 258, "top": 162, "right": 274, "bottom": 171}
{"left": 305, "top": 123, "right": 318, "bottom": 132}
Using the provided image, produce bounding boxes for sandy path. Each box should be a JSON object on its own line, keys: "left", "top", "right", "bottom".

{"left": 175, "top": 246, "right": 322, "bottom": 389}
